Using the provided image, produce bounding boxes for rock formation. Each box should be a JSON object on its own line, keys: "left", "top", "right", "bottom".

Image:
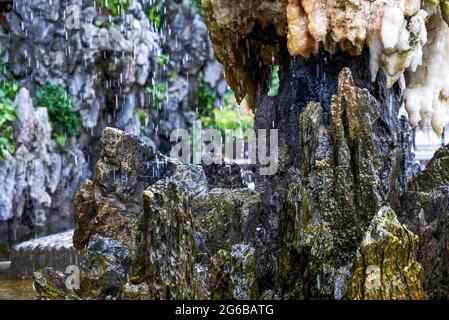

{"left": 0, "top": 0, "right": 224, "bottom": 240}
{"left": 202, "top": 0, "right": 449, "bottom": 135}
{"left": 20, "top": 0, "right": 449, "bottom": 301}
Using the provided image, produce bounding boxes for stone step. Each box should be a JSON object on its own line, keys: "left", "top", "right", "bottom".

{"left": 9, "top": 229, "right": 82, "bottom": 279}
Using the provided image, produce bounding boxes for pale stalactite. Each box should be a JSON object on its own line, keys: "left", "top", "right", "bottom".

{"left": 287, "top": 0, "right": 317, "bottom": 57}
{"left": 368, "top": 1, "right": 427, "bottom": 88}
{"left": 285, "top": 0, "right": 449, "bottom": 135}
{"left": 405, "top": 14, "right": 449, "bottom": 137}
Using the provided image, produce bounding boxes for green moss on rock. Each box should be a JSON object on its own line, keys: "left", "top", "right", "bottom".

{"left": 347, "top": 207, "right": 423, "bottom": 300}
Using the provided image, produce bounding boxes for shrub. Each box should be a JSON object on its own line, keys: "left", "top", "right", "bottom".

{"left": 35, "top": 84, "right": 80, "bottom": 146}
{"left": 268, "top": 65, "right": 280, "bottom": 97}
{"left": 192, "top": 72, "right": 217, "bottom": 121}
{"left": 0, "top": 83, "right": 18, "bottom": 159}
{"left": 96, "top": 0, "right": 130, "bottom": 16}
{"left": 147, "top": 82, "right": 167, "bottom": 109}
{"left": 148, "top": 0, "right": 166, "bottom": 29}
{"left": 214, "top": 91, "right": 254, "bottom": 132}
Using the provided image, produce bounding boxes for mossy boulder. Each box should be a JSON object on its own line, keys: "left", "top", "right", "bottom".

{"left": 347, "top": 207, "right": 423, "bottom": 300}
{"left": 208, "top": 244, "right": 259, "bottom": 300}
{"left": 78, "top": 234, "right": 131, "bottom": 299}
{"left": 193, "top": 188, "right": 261, "bottom": 257}
{"left": 33, "top": 268, "right": 79, "bottom": 300}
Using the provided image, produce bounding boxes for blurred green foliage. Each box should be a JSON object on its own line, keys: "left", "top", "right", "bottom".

{"left": 96, "top": 0, "right": 130, "bottom": 16}
{"left": 35, "top": 84, "right": 80, "bottom": 146}
{"left": 148, "top": 0, "right": 166, "bottom": 29}
{"left": 0, "top": 58, "right": 19, "bottom": 159}
{"left": 0, "top": 88, "right": 17, "bottom": 159}
{"left": 147, "top": 82, "right": 167, "bottom": 109}
{"left": 214, "top": 91, "right": 254, "bottom": 132}
{"left": 191, "top": 72, "right": 254, "bottom": 132}
{"left": 268, "top": 65, "right": 280, "bottom": 97}
{"left": 136, "top": 107, "right": 149, "bottom": 132}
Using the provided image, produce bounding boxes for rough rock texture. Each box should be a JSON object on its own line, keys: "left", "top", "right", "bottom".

{"left": 0, "top": 88, "right": 86, "bottom": 224}
{"left": 78, "top": 234, "right": 131, "bottom": 299}
{"left": 132, "top": 178, "right": 196, "bottom": 299}
{"left": 254, "top": 59, "right": 413, "bottom": 299}
{"left": 73, "top": 127, "right": 178, "bottom": 252}
{"left": 403, "top": 144, "right": 449, "bottom": 299}
{"left": 0, "top": 0, "right": 225, "bottom": 227}
{"left": 208, "top": 244, "right": 258, "bottom": 300}
{"left": 193, "top": 188, "right": 260, "bottom": 257}
{"left": 33, "top": 267, "right": 79, "bottom": 300}
{"left": 347, "top": 207, "right": 423, "bottom": 300}
{"left": 202, "top": 0, "right": 449, "bottom": 135}
{"left": 120, "top": 282, "right": 151, "bottom": 300}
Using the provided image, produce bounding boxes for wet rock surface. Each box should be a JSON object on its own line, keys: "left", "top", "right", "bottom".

{"left": 33, "top": 267, "right": 79, "bottom": 300}
{"left": 73, "top": 127, "right": 178, "bottom": 252}
{"left": 0, "top": 88, "right": 86, "bottom": 225}
{"left": 347, "top": 207, "right": 423, "bottom": 300}
{"left": 13, "top": 1, "right": 449, "bottom": 301}
{"left": 78, "top": 234, "right": 131, "bottom": 299}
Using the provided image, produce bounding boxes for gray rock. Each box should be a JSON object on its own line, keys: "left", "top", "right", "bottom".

{"left": 79, "top": 234, "right": 131, "bottom": 299}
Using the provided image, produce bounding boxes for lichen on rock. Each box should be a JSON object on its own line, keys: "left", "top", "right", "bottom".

{"left": 132, "top": 177, "right": 196, "bottom": 299}
{"left": 208, "top": 244, "right": 259, "bottom": 300}
{"left": 347, "top": 207, "right": 423, "bottom": 300}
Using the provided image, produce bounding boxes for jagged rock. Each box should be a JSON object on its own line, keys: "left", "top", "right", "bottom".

{"left": 410, "top": 144, "right": 449, "bottom": 193}
{"left": 0, "top": 153, "right": 16, "bottom": 221}
{"left": 120, "top": 282, "right": 151, "bottom": 300}
{"left": 33, "top": 267, "right": 79, "bottom": 300}
{"left": 403, "top": 144, "right": 449, "bottom": 299}
{"left": 278, "top": 68, "right": 405, "bottom": 299}
{"left": 132, "top": 178, "right": 196, "bottom": 299}
{"left": 170, "top": 164, "right": 209, "bottom": 198}
{"left": 73, "top": 127, "right": 178, "bottom": 251}
{"left": 208, "top": 244, "right": 258, "bottom": 300}
{"left": 347, "top": 207, "right": 423, "bottom": 300}
{"left": 193, "top": 188, "right": 261, "bottom": 258}
{"left": 403, "top": 144, "right": 449, "bottom": 231}
{"left": 419, "top": 210, "right": 449, "bottom": 299}
{"left": 78, "top": 234, "right": 131, "bottom": 299}
{"left": 203, "top": 162, "right": 245, "bottom": 189}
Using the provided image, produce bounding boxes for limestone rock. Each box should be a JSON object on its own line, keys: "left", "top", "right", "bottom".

{"left": 0, "top": 88, "right": 85, "bottom": 225}
{"left": 419, "top": 210, "right": 449, "bottom": 299}
{"left": 405, "top": 144, "right": 449, "bottom": 299}
{"left": 193, "top": 188, "right": 261, "bottom": 257}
